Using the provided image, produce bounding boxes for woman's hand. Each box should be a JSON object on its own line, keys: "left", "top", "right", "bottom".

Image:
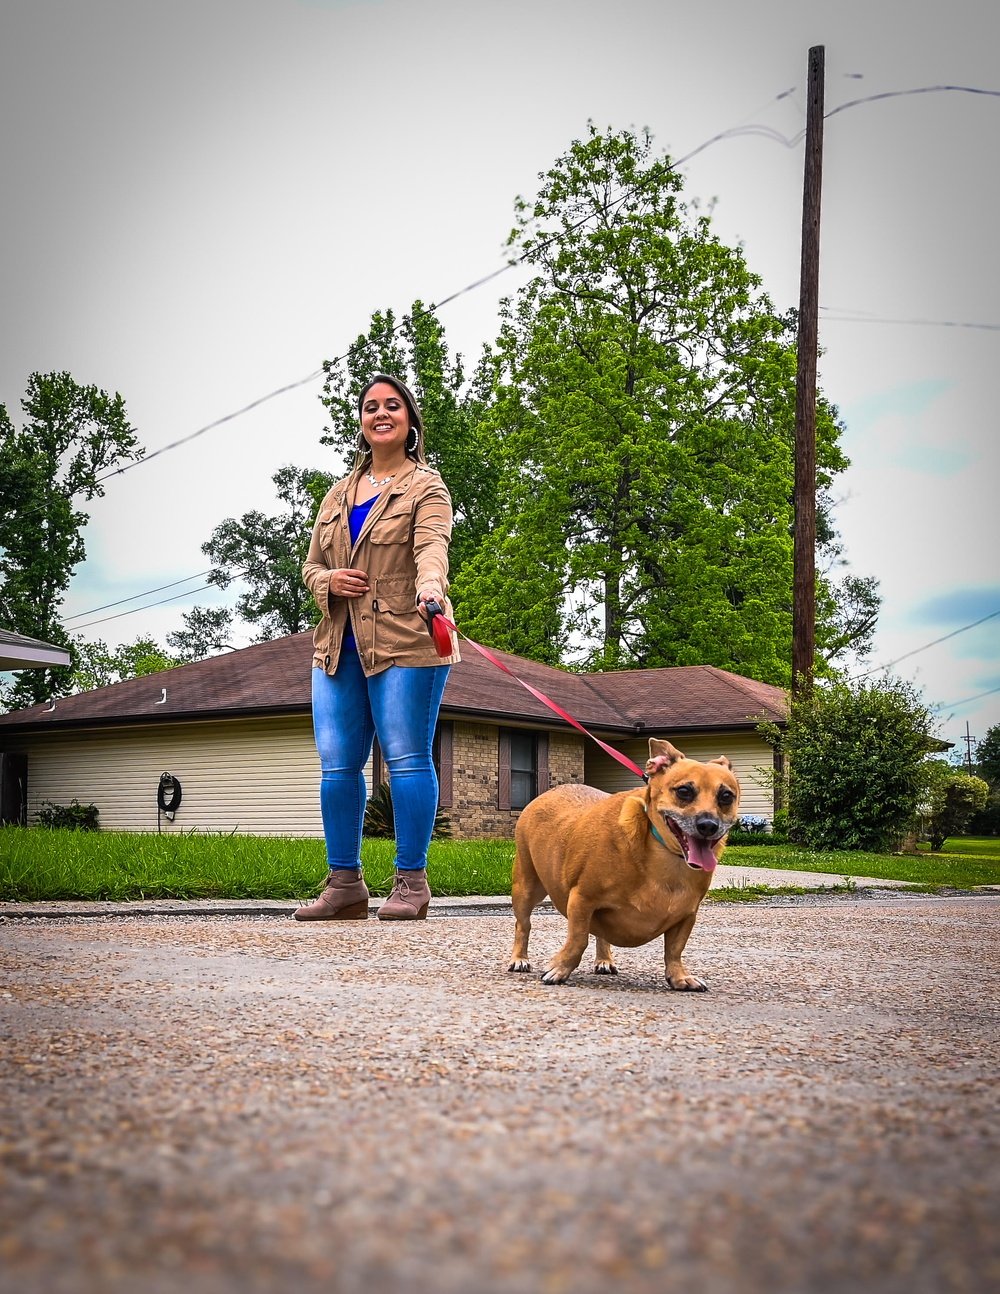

{"left": 416, "top": 586, "right": 444, "bottom": 621}
{"left": 329, "top": 568, "right": 369, "bottom": 598}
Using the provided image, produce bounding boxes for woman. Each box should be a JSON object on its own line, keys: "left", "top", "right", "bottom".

{"left": 295, "top": 374, "right": 459, "bottom": 923}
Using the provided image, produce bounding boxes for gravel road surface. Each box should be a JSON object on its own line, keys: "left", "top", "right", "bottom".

{"left": 1, "top": 897, "right": 997, "bottom": 1294}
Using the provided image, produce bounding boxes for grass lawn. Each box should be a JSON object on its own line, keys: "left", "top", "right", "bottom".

{"left": 723, "top": 839, "right": 1000, "bottom": 889}
{"left": 0, "top": 828, "right": 515, "bottom": 902}
{"left": 1, "top": 828, "right": 997, "bottom": 903}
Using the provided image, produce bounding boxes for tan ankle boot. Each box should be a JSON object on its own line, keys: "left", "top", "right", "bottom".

{"left": 376, "top": 869, "right": 431, "bottom": 921}
{"left": 294, "top": 869, "right": 370, "bottom": 921}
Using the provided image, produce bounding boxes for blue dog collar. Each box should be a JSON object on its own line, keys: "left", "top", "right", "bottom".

{"left": 644, "top": 803, "right": 671, "bottom": 851}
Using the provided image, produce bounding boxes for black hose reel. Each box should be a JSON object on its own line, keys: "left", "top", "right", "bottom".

{"left": 157, "top": 772, "right": 182, "bottom": 830}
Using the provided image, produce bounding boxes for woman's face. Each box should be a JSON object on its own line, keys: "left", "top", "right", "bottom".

{"left": 360, "top": 383, "right": 411, "bottom": 457}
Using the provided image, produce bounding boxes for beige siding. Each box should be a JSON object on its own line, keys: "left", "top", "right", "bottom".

{"left": 584, "top": 733, "right": 775, "bottom": 818}
{"left": 5, "top": 717, "right": 372, "bottom": 837}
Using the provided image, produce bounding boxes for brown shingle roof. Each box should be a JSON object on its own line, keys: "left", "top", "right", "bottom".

{"left": 0, "top": 632, "right": 786, "bottom": 735}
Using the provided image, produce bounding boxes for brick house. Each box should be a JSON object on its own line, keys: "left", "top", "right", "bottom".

{"left": 0, "top": 632, "right": 786, "bottom": 836}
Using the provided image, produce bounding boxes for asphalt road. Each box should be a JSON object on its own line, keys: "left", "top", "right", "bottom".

{"left": 1, "top": 897, "right": 997, "bottom": 1294}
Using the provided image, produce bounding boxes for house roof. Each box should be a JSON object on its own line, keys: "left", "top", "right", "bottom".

{"left": 0, "top": 628, "right": 73, "bottom": 671}
{"left": 0, "top": 631, "right": 787, "bottom": 736}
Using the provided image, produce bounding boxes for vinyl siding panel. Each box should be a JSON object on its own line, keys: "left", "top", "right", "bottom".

{"left": 584, "top": 732, "right": 775, "bottom": 818}
{"left": 5, "top": 717, "right": 372, "bottom": 837}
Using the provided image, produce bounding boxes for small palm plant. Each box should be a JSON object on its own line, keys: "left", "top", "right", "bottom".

{"left": 363, "top": 781, "right": 452, "bottom": 840}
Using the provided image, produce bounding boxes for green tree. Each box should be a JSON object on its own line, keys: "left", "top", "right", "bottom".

{"left": 70, "top": 636, "right": 178, "bottom": 693}
{"left": 452, "top": 125, "right": 871, "bottom": 681}
{"left": 760, "top": 676, "right": 937, "bottom": 852}
{"left": 924, "top": 772, "right": 990, "bottom": 851}
{"left": 203, "top": 465, "right": 334, "bottom": 641}
{"left": 0, "top": 372, "right": 143, "bottom": 708}
{"left": 166, "top": 606, "right": 235, "bottom": 663}
{"left": 975, "top": 722, "right": 1000, "bottom": 786}
{"left": 319, "top": 303, "right": 500, "bottom": 574}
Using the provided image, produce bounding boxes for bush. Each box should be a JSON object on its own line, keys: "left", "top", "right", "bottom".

{"left": 35, "top": 799, "right": 100, "bottom": 831}
{"left": 968, "top": 791, "right": 1000, "bottom": 837}
{"left": 362, "top": 781, "right": 452, "bottom": 841}
{"left": 924, "top": 773, "right": 990, "bottom": 851}
{"left": 760, "top": 677, "right": 936, "bottom": 853}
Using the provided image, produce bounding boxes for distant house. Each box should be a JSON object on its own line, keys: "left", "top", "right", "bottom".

{"left": 0, "top": 633, "right": 786, "bottom": 836}
{"left": 0, "top": 628, "right": 72, "bottom": 825}
{"left": 0, "top": 628, "right": 72, "bottom": 671}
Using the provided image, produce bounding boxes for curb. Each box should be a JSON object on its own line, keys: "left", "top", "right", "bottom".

{"left": 0, "top": 896, "right": 555, "bottom": 920}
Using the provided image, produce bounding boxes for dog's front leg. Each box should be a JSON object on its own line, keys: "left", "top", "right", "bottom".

{"left": 663, "top": 914, "right": 707, "bottom": 991}
{"left": 594, "top": 937, "right": 618, "bottom": 975}
{"left": 541, "top": 891, "right": 593, "bottom": 985}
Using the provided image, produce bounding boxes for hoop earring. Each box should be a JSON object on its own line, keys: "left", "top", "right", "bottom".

{"left": 406, "top": 428, "right": 418, "bottom": 453}
{"left": 358, "top": 435, "right": 371, "bottom": 454}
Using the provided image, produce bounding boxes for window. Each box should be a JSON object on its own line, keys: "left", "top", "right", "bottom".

{"left": 509, "top": 731, "right": 536, "bottom": 811}
{"left": 499, "top": 730, "right": 549, "bottom": 811}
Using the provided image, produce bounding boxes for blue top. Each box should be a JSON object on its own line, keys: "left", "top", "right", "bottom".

{"left": 342, "top": 496, "right": 378, "bottom": 651}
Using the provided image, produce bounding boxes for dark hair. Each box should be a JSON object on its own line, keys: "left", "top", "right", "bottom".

{"left": 356, "top": 374, "right": 427, "bottom": 466}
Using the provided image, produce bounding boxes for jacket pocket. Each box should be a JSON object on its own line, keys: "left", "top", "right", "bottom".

{"left": 369, "top": 503, "right": 414, "bottom": 545}
{"left": 374, "top": 576, "right": 427, "bottom": 655}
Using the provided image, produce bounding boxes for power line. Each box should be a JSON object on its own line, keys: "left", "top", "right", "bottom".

{"left": 820, "top": 310, "right": 1000, "bottom": 332}
{"left": 69, "top": 582, "right": 217, "bottom": 631}
{"left": 62, "top": 570, "right": 213, "bottom": 623}
{"left": 851, "top": 609, "right": 1000, "bottom": 681}
{"left": 826, "top": 84, "right": 1000, "bottom": 121}
{"left": 941, "top": 683, "right": 1000, "bottom": 709}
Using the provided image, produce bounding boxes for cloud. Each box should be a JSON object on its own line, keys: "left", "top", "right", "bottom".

{"left": 911, "top": 587, "right": 1000, "bottom": 626}
{"left": 841, "top": 378, "right": 974, "bottom": 475}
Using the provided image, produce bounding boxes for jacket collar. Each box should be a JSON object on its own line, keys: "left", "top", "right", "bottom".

{"left": 333, "top": 456, "right": 419, "bottom": 508}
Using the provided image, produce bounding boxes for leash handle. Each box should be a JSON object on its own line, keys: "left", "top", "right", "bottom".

{"left": 433, "top": 611, "right": 648, "bottom": 783}
{"left": 423, "top": 599, "right": 453, "bottom": 658}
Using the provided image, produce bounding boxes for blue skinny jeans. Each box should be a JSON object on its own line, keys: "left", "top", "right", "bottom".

{"left": 311, "top": 654, "right": 450, "bottom": 872}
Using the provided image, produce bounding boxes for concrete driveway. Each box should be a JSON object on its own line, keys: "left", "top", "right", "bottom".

{"left": 1, "top": 896, "right": 997, "bottom": 1294}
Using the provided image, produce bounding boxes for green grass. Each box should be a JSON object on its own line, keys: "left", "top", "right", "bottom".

{"left": 722, "top": 842, "right": 1000, "bottom": 889}
{"left": 0, "top": 827, "right": 516, "bottom": 902}
{"left": 916, "top": 836, "right": 1000, "bottom": 859}
{"left": 1, "top": 828, "right": 997, "bottom": 904}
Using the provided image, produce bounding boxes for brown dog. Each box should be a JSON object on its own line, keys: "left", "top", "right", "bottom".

{"left": 508, "top": 739, "right": 740, "bottom": 990}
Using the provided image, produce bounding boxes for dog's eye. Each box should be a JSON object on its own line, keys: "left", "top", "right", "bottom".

{"left": 717, "top": 789, "right": 735, "bottom": 806}
{"left": 674, "top": 785, "right": 696, "bottom": 801}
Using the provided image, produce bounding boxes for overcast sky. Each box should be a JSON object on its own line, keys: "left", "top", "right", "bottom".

{"left": 2, "top": 0, "right": 998, "bottom": 753}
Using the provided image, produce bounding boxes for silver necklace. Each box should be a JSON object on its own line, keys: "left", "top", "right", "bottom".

{"left": 366, "top": 469, "right": 395, "bottom": 487}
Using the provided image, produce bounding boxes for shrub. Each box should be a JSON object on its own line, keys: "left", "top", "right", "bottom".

{"left": 35, "top": 799, "right": 100, "bottom": 831}
{"left": 924, "top": 773, "right": 990, "bottom": 851}
{"left": 362, "top": 781, "right": 452, "bottom": 841}
{"left": 760, "top": 676, "right": 936, "bottom": 853}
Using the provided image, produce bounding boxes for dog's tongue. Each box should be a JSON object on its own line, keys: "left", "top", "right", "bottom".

{"left": 687, "top": 834, "right": 718, "bottom": 873}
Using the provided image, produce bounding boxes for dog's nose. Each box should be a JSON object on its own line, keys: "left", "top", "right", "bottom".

{"left": 695, "top": 815, "right": 719, "bottom": 838}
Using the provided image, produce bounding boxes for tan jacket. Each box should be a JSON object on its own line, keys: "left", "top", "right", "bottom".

{"left": 303, "top": 458, "right": 461, "bottom": 676}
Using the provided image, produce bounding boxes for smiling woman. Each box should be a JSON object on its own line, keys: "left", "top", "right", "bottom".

{"left": 298, "top": 374, "right": 461, "bottom": 924}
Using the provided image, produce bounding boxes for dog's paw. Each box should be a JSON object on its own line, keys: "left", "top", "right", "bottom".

{"left": 594, "top": 961, "right": 618, "bottom": 976}
{"left": 508, "top": 959, "right": 532, "bottom": 973}
{"left": 540, "top": 965, "right": 573, "bottom": 985}
{"left": 666, "top": 973, "right": 708, "bottom": 992}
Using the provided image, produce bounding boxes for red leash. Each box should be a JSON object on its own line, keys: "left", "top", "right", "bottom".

{"left": 425, "top": 602, "right": 648, "bottom": 784}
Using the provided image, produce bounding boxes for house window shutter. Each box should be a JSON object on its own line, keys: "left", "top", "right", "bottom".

{"left": 536, "top": 732, "right": 549, "bottom": 794}
{"left": 436, "top": 721, "right": 453, "bottom": 808}
{"left": 372, "top": 736, "right": 386, "bottom": 791}
{"left": 498, "top": 729, "right": 511, "bottom": 811}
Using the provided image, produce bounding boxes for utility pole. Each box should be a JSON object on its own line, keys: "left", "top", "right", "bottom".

{"left": 963, "top": 721, "right": 976, "bottom": 775}
{"left": 792, "top": 45, "right": 825, "bottom": 694}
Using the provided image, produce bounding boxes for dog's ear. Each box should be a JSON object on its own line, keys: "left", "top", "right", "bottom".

{"left": 646, "top": 739, "right": 684, "bottom": 775}
{"left": 618, "top": 794, "right": 648, "bottom": 849}
{"left": 709, "top": 755, "right": 733, "bottom": 770}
